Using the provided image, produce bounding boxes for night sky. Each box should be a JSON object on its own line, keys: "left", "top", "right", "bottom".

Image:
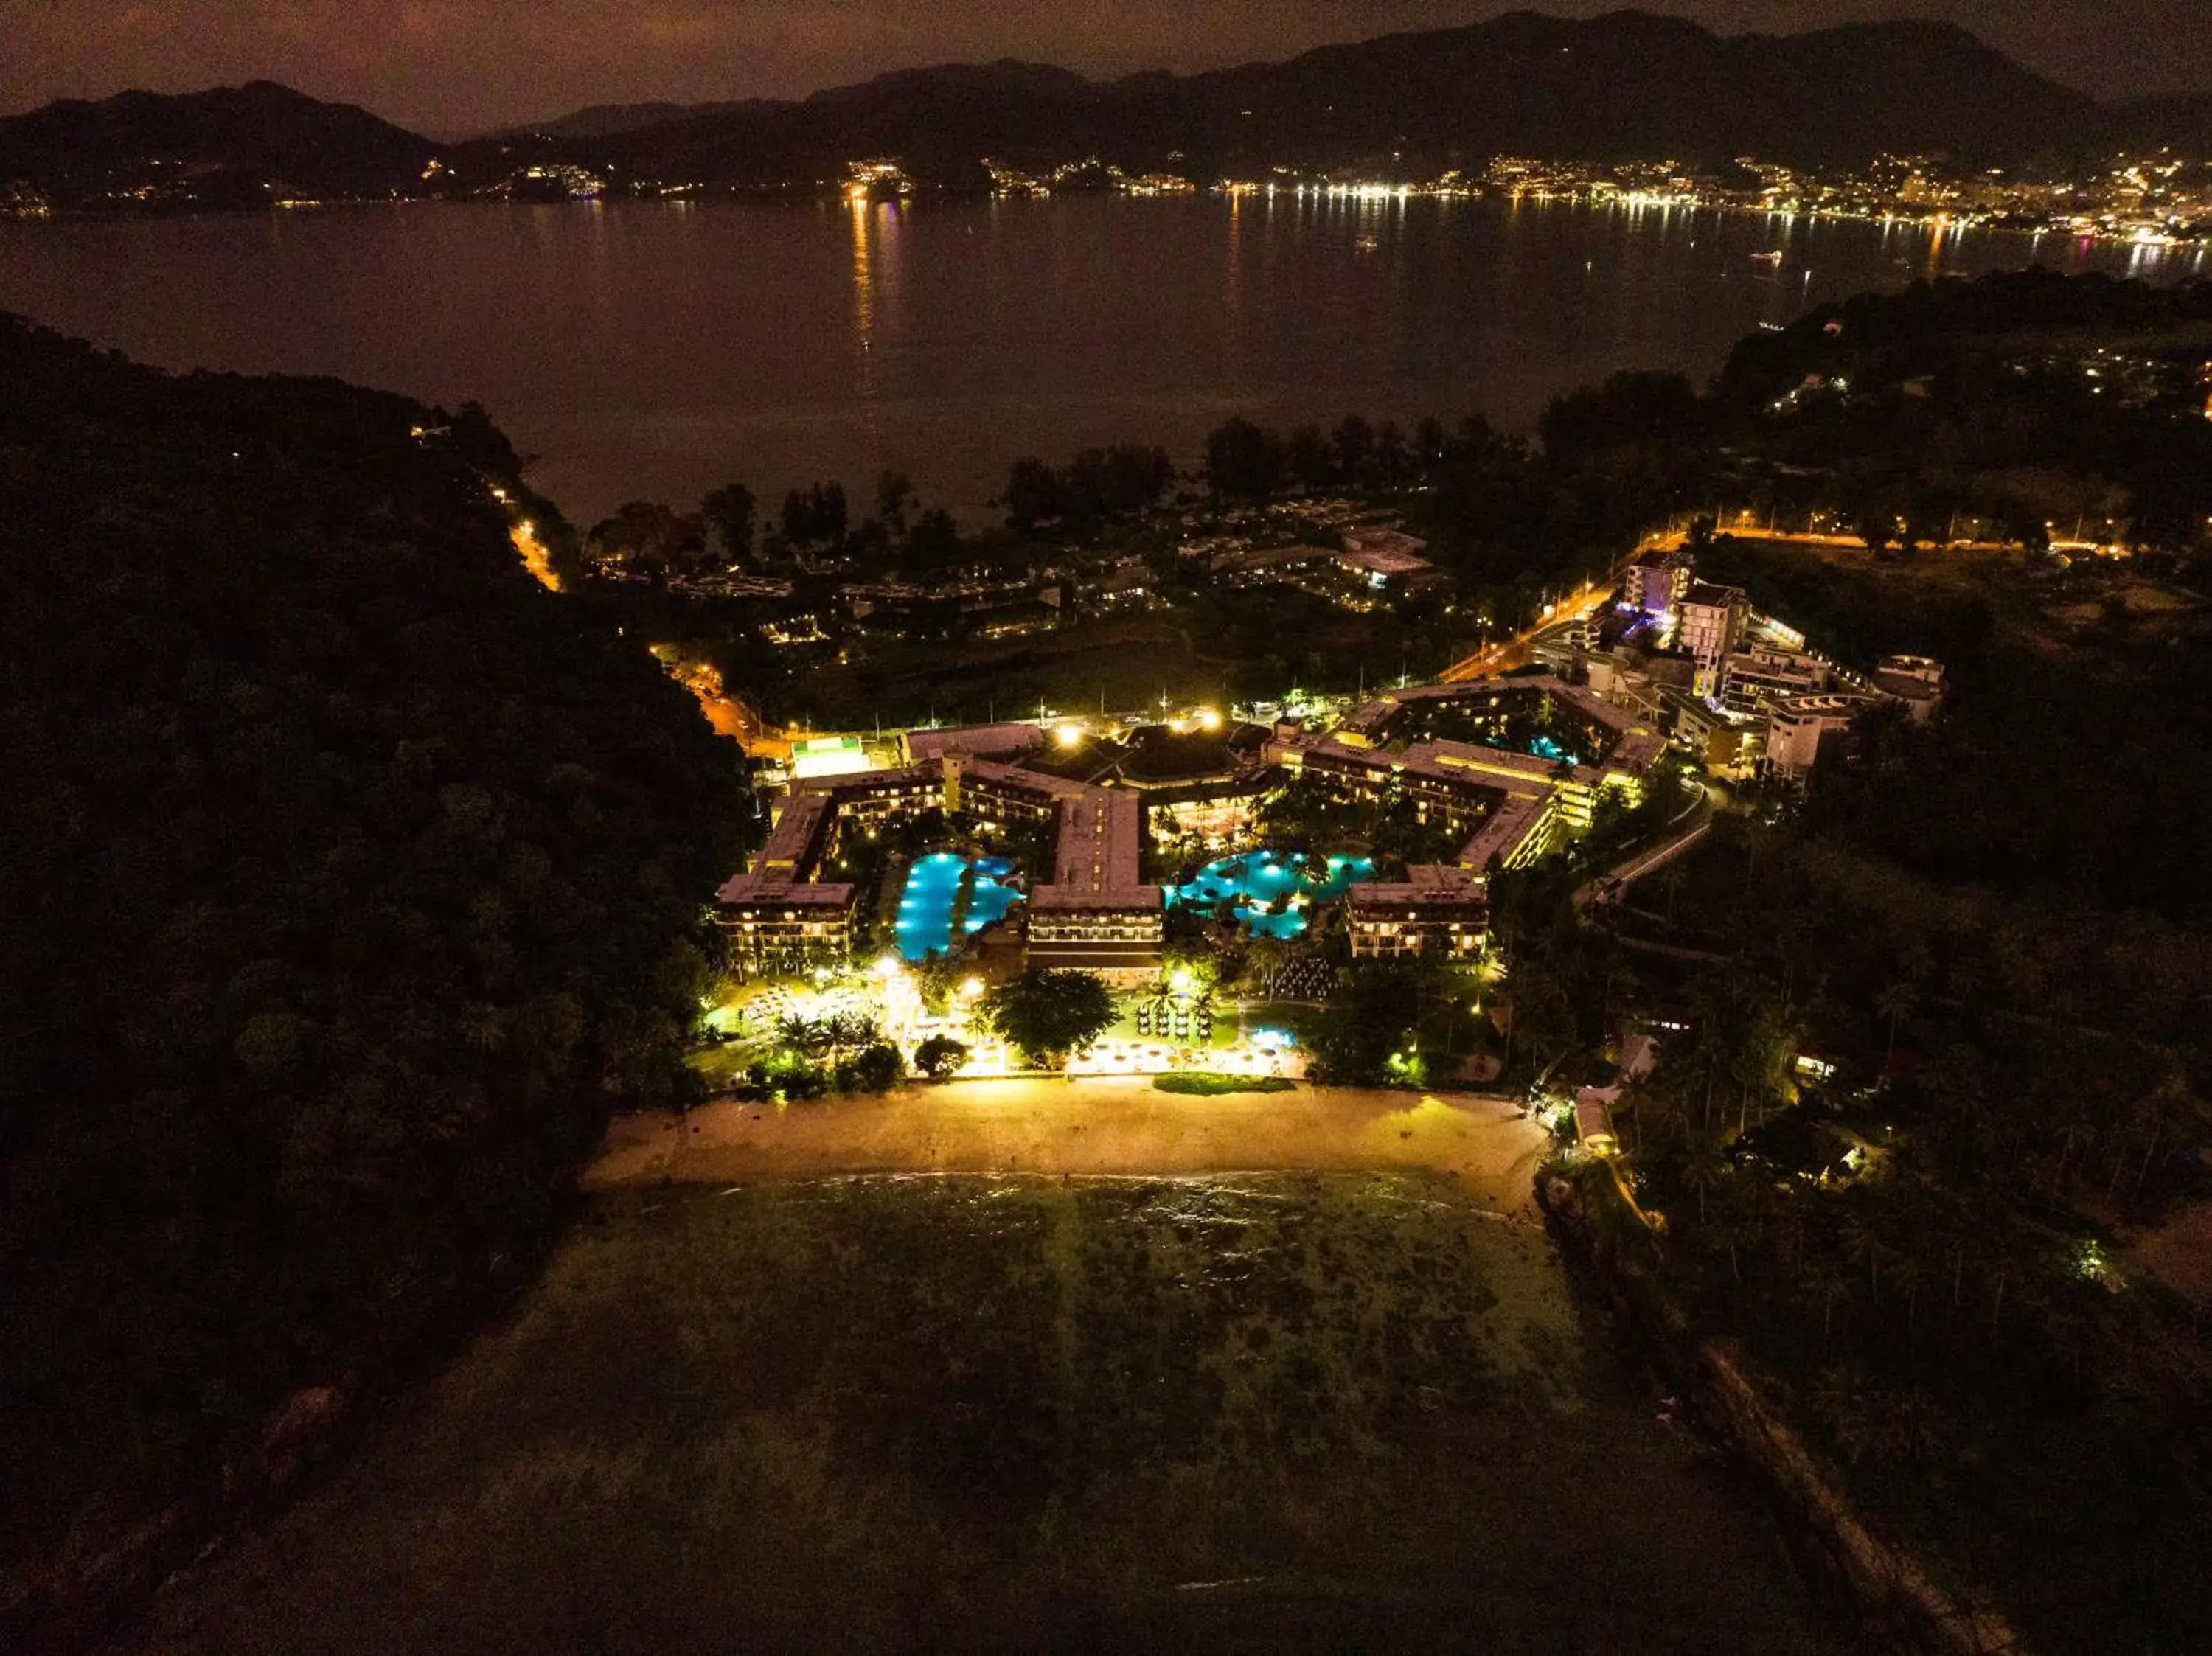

{"left": 4, "top": 1, "right": 2205, "bottom": 135}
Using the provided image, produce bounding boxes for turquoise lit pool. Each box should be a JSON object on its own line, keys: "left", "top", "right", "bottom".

{"left": 894, "top": 853, "right": 1023, "bottom": 961}
{"left": 1164, "top": 850, "right": 1376, "bottom": 939}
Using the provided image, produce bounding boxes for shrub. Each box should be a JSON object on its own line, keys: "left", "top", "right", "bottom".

{"left": 1153, "top": 1074, "right": 1296, "bottom": 1096}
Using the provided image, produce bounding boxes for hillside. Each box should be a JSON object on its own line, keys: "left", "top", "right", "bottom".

{"left": 504, "top": 97, "right": 762, "bottom": 142}
{"left": 0, "top": 317, "right": 743, "bottom": 1645}
{"left": 564, "top": 15, "right": 2104, "bottom": 184}
{"left": 4, "top": 13, "right": 2194, "bottom": 208}
{"left": 0, "top": 80, "right": 433, "bottom": 206}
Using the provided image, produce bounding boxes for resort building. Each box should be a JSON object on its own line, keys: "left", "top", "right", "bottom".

{"left": 1765, "top": 693, "right": 1876, "bottom": 782}
{"left": 1678, "top": 581, "right": 1749, "bottom": 700}
{"left": 717, "top": 730, "right": 1164, "bottom": 979}
{"left": 1719, "top": 646, "right": 1834, "bottom": 716}
{"left": 1026, "top": 786, "right": 1163, "bottom": 978}
{"left": 1344, "top": 866, "right": 1491, "bottom": 959}
{"left": 1267, "top": 676, "right": 1663, "bottom": 957}
{"left": 1664, "top": 689, "right": 1767, "bottom": 779}
{"left": 1621, "top": 547, "right": 1694, "bottom": 627}
{"left": 723, "top": 676, "right": 1675, "bottom": 977}
{"left": 1336, "top": 529, "right": 1447, "bottom": 596}
{"left": 1873, "top": 655, "right": 1947, "bottom": 721}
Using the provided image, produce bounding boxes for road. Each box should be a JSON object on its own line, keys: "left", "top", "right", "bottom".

{"left": 1644, "top": 525, "right": 2025, "bottom": 557}
{"left": 585, "top": 1077, "right": 1550, "bottom": 1218}
{"left": 1439, "top": 577, "right": 1610, "bottom": 683}
{"left": 1574, "top": 787, "right": 1717, "bottom": 913}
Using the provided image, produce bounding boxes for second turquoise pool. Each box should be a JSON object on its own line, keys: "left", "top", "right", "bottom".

{"left": 1164, "top": 850, "right": 1377, "bottom": 938}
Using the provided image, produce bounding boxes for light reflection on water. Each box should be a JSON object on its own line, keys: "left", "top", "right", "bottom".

{"left": 0, "top": 194, "right": 2171, "bottom": 526}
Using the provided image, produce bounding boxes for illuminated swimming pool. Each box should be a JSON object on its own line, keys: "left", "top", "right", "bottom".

{"left": 894, "top": 853, "right": 1023, "bottom": 961}
{"left": 1164, "top": 850, "right": 1376, "bottom": 938}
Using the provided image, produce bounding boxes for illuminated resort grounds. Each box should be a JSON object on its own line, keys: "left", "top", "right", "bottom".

{"left": 892, "top": 846, "right": 1377, "bottom": 964}
{"left": 1164, "top": 850, "right": 1377, "bottom": 937}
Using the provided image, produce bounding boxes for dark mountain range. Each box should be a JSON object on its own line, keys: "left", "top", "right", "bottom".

{"left": 2, "top": 11, "right": 2202, "bottom": 209}
{"left": 543, "top": 13, "right": 2108, "bottom": 183}
{"left": 0, "top": 80, "right": 433, "bottom": 206}
{"left": 504, "top": 99, "right": 759, "bottom": 142}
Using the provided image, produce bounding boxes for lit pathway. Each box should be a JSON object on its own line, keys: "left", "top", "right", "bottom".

{"left": 585, "top": 1079, "right": 1549, "bottom": 1219}
{"left": 1573, "top": 788, "right": 1717, "bottom": 912}
{"left": 1438, "top": 577, "right": 1610, "bottom": 683}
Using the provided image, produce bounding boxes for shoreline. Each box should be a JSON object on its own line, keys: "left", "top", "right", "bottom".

{"left": 5, "top": 193, "right": 2202, "bottom": 257}
{"left": 585, "top": 1078, "right": 1551, "bottom": 1220}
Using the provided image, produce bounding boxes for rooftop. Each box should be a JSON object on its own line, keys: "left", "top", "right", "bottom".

{"left": 1336, "top": 543, "right": 1435, "bottom": 577}
{"left": 904, "top": 722, "right": 1047, "bottom": 763}
{"left": 1773, "top": 692, "right": 1873, "bottom": 720}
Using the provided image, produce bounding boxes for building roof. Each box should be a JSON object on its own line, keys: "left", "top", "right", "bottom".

{"left": 1328, "top": 675, "right": 1662, "bottom": 772}
{"left": 1455, "top": 790, "right": 1551, "bottom": 872}
{"left": 1771, "top": 692, "right": 1874, "bottom": 723}
{"left": 1336, "top": 543, "right": 1435, "bottom": 578}
{"left": 904, "top": 722, "right": 1047, "bottom": 763}
{"left": 1879, "top": 653, "right": 1945, "bottom": 677}
{"left": 1682, "top": 580, "right": 1746, "bottom": 609}
{"left": 1574, "top": 1096, "right": 1618, "bottom": 1146}
{"left": 1032, "top": 788, "right": 1157, "bottom": 914}
{"left": 1342, "top": 526, "right": 1430, "bottom": 559}
{"left": 1347, "top": 865, "right": 1487, "bottom": 908}
{"left": 1212, "top": 544, "right": 1335, "bottom": 574}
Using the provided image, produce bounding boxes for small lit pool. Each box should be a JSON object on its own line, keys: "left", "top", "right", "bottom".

{"left": 894, "top": 853, "right": 1023, "bottom": 961}
{"left": 1164, "top": 850, "right": 1376, "bottom": 938}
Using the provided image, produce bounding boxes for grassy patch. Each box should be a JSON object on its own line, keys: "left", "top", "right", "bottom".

{"left": 120, "top": 1177, "right": 1840, "bottom": 1655}
{"left": 1152, "top": 1072, "right": 1296, "bottom": 1095}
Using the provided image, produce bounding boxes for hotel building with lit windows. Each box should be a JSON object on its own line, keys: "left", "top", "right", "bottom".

{"left": 718, "top": 737, "right": 1165, "bottom": 980}
{"left": 1267, "top": 676, "right": 1663, "bottom": 958}
{"left": 720, "top": 676, "right": 1663, "bottom": 975}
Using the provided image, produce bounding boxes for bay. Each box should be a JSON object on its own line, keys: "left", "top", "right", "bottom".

{"left": 0, "top": 194, "right": 2191, "bottom": 526}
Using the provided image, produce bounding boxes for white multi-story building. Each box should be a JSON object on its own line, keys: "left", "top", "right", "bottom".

{"left": 1678, "top": 582, "right": 1748, "bottom": 700}
{"left": 1765, "top": 693, "right": 1875, "bottom": 782}
{"left": 1721, "top": 646, "right": 1833, "bottom": 716}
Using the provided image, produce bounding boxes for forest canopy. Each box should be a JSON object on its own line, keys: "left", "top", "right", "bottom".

{"left": 0, "top": 317, "right": 743, "bottom": 1629}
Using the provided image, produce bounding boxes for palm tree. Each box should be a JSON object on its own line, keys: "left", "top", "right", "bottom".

{"left": 1801, "top": 1254, "right": 1853, "bottom": 1345}
{"left": 1681, "top": 1133, "right": 1728, "bottom": 1228}
{"left": 1810, "top": 1363, "right": 1878, "bottom": 1464}
{"left": 1874, "top": 975, "right": 1918, "bottom": 1071}
{"left": 1839, "top": 1208, "right": 1887, "bottom": 1306}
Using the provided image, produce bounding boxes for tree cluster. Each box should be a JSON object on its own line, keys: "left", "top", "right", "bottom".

{"left": 1001, "top": 442, "right": 1175, "bottom": 529}
{"left": 978, "top": 968, "right": 1116, "bottom": 1066}
{"left": 0, "top": 318, "right": 742, "bottom": 1621}
{"left": 1714, "top": 268, "right": 2212, "bottom": 553}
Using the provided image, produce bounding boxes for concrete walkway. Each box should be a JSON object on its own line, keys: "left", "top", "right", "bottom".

{"left": 585, "top": 1078, "right": 1551, "bottom": 1219}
